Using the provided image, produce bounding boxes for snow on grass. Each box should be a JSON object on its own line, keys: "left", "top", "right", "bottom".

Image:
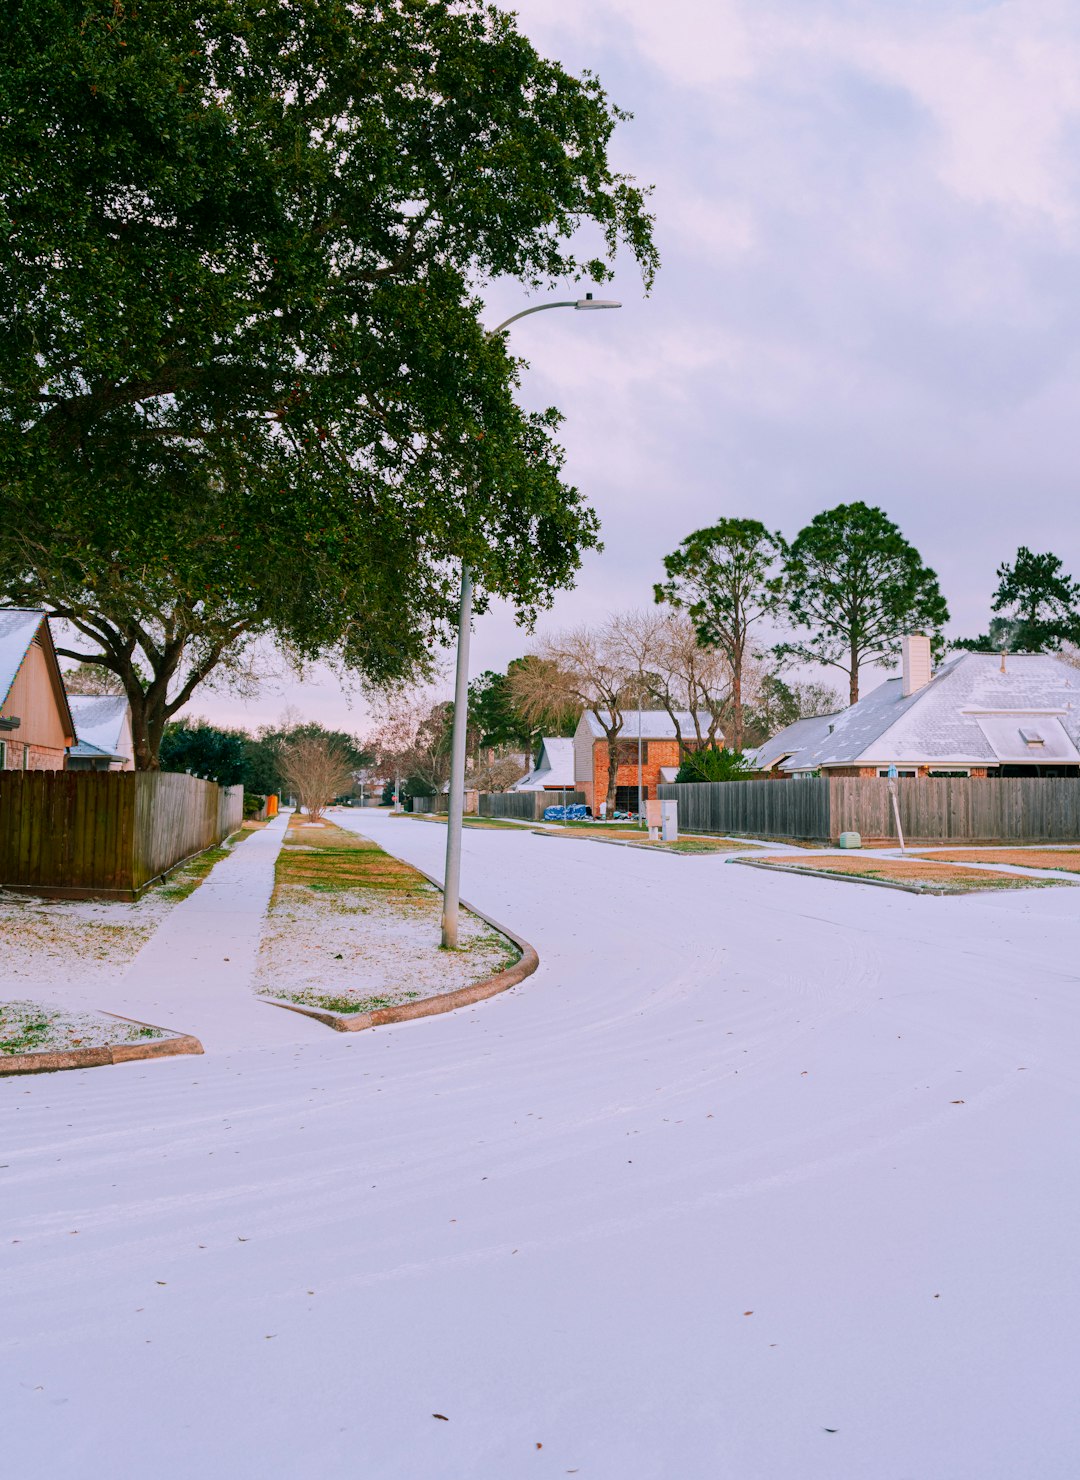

{"left": 749, "top": 854, "right": 1064, "bottom": 892}
{"left": 0, "top": 826, "right": 256, "bottom": 990}
{"left": 913, "top": 847, "right": 1080, "bottom": 874}
{"left": 254, "top": 819, "right": 520, "bottom": 1014}
{"left": 0, "top": 999, "right": 167, "bottom": 1056}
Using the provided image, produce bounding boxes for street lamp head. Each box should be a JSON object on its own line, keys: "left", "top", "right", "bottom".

{"left": 575, "top": 292, "right": 621, "bottom": 310}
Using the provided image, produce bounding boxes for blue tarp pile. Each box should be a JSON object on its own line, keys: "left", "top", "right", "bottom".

{"left": 542, "top": 803, "right": 590, "bottom": 822}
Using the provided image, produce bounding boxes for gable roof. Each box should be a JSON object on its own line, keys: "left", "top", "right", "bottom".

{"left": 751, "top": 710, "right": 843, "bottom": 772}
{"left": 771, "top": 652, "right": 1080, "bottom": 771}
{"left": 511, "top": 736, "right": 575, "bottom": 791}
{"left": 67, "top": 693, "right": 132, "bottom": 762}
{"left": 0, "top": 608, "right": 75, "bottom": 739}
{"left": 580, "top": 710, "right": 718, "bottom": 741}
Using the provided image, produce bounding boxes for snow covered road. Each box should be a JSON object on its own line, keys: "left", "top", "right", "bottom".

{"left": 4, "top": 810, "right": 1080, "bottom": 1478}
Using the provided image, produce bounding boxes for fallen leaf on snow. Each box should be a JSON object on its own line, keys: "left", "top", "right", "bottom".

{"left": 433, "top": 1413, "right": 449, "bottom": 1422}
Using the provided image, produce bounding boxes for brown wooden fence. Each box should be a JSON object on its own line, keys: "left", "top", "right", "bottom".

{"left": 0, "top": 772, "right": 245, "bottom": 899}
{"left": 829, "top": 777, "right": 1080, "bottom": 844}
{"left": 479, "top": 790, "right": 587, "bottom": 822}
{"left": 657, "top": 776, "right": 1080, "bottom": 843}
{"left": 656, "top": 778, "right": 831, "bottom": 840}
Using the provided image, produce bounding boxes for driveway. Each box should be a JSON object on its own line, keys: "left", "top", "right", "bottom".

{"left": 4, "top": 810, "right": 1080, "bottom": 1478}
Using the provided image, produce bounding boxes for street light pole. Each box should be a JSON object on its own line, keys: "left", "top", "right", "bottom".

{"left": 440, "top": 293, "right": 621, "bottom": 948}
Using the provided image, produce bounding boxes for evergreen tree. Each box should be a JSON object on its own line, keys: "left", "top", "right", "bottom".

{"left": 778, "top": 503, "right": 948, "bottom": 705}
{"left": 957, "top": 547, "right": 1080, "bottom": 653}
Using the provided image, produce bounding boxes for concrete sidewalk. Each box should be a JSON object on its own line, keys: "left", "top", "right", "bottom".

{"left": 99, "top": 813, "right": 326, "bottom": 1052}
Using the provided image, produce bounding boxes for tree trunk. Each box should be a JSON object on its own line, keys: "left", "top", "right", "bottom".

{"left": 730, "top": 664, "right": 743, "bottom": 753}
{"left": 849, "top": 637, "right": 860, "bottom": 706}
{"left": 605, "top": 734, "right": 621, "bottom": 813}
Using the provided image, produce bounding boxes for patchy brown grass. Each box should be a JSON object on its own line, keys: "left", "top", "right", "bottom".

{"left": 912, "top": 848, "right": 1080, "bottom": 874}
{"left": 751, "top": 855, "right": 1057, "bottom": 893}
{"left": 538, "top": 826, "right": 758, "bottom": 853}
{"left": 277, "top": 820, "right": 432, "bottom": 903}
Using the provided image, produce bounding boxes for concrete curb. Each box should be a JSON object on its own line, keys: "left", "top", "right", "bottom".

{"left": 258, "top": 864, "right": 539, "bottom": 1034}
{"left": 1, "top": 1018, "right": 204, "bottom": 1077}
{"left": 529, "top": 830, "right": 758, "bottom": 856}
{"left": 726, "top": 856, "right": 1059, "bottom": 896}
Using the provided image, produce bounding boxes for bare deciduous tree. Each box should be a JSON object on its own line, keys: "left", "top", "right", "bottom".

{"left": 511, "top": 622, "right": 638, "bottom": 813}
{"left": 365, "top": 695, "right": 454, "bottom": 798}
{"left": 277, "top": 735, "right": 356, "bottom": 822}
{"left": 62, "top": 659, "right": 125, "bottom": 696}
{"left": 613, "top": 609, "right": 734, "bottom": 757}
{"left": 467, "top": 754, "right": 528, "bottom": 792}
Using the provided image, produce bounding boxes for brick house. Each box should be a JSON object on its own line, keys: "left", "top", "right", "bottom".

{"left": 0, "top": 610, "right": 75, "bottom": 771}
{"left": 573, "top": 710, "right": 718, "bottom": 812}
{"left": 752, "top": 635, "right": 1080, "bottom": 779}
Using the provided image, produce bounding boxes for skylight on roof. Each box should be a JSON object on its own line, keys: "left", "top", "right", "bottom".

{"left": 1019, "top": 728, "right": 1044, "bottom": 746}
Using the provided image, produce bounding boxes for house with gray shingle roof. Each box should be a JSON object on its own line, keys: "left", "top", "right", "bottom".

{"left": 510, "top": 737, "right": 576, "bottom": 792}
{"left": 573, "top": 709, "right": 719, "bottom": 811}
{"left": 755, "top": 636, "right": 1080, "bottom": 779}
{"left": 66, "top": 693, "right": 134, "bottom": 771}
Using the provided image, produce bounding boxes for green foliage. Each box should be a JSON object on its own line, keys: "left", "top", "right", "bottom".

{"left": 743, "top": 675, "right": 842, "bottom": 746}
{"left": 778, "top": 503, "right": 948, "bottom": 705}
{"left": 468, "top": 659, "right": 578, "bottom": 754}
{"left": 0, "top": 0, "right": 656, "bottom": 765}
{"left": 654, "top": 518, "right": 785, "bottom": 750}
{"left": 468, "top": 670, "right": 532, "bottom": 751}
{"left": 160, "top": 721, "right": 247, "bottom": 786}
{"left": 957, "top": 547, "right": 1080, "bottom": 654}
{"left": 675, "top": 746, "right": 755, "bottom": 783}
{"left": 244, "top": 722, "right": 370, "bottom": 796}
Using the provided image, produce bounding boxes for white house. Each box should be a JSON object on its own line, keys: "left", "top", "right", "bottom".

{"left": 510, "top": 737, "right": 576, "bottom": 793}
{"left": 754, "top": 635, "right": 1080, "bottom": 779}
{"left": 66, "top": 693, "right": 135, "bottom": 772}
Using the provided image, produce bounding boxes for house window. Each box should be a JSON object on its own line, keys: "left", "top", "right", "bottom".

{"left": 0, "top": 741, "right": 5, "bottom": 769}
{"left": 877, "top": 768, "right": 917, "bottom": 778}
{"left": 615, "top": 785, "right": 647, "bottom": 813}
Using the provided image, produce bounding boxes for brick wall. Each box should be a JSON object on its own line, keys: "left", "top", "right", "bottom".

{"left": 0, "top": 740, "right": 67, "bottom": 772}
{"left": 592, "top": 738, "right": 683, "bottom": 808}
{"left": 826, "top": 764, "right": 991, "bottom": 779}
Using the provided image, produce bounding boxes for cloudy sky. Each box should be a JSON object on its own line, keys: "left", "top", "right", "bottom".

{"left": 194, "top": 0, "right": 1080, "bottom": 735}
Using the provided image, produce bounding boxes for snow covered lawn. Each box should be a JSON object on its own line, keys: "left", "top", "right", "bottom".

{"left": 914, "top": 846, "right": 1080, "bottom": 874}
{"left": 254, "top": 818, "right": 520, "bottom": 1016}
{"left": 741, "top": 853, "right": 1066, "bottom": 893}
{"left": 0, "top": 824, "right": 258, "bottom": 996}
{"left": 0, "top": 999, "right": 167, "bottom": 1057}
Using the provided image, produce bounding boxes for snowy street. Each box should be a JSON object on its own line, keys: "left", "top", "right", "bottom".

{"left": 4, "top": 810, "right": 1080, "bottom": 1479}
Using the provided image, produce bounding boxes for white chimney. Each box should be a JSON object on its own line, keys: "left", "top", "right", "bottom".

{"left": 901, "top": 633, "right": 933, "bottom": 697}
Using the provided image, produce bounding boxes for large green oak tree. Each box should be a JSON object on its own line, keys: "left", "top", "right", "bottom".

{"left": 0, "top": 0, "right": 657, "bottom": 765}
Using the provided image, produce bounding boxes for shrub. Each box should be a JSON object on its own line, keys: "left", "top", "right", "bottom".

{"left": 676, "top": 746, "right": 755, "bottom": 783}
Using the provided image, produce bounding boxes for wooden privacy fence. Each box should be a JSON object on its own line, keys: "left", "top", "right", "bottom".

{"left": 829, "top": 777, "right": 1080, "bottom": 844}
{"left": 657, "top": 779, "right": 831, "bottom": 840}
{"left": 657, "top": 777, "right": 1080, "bottom": 843}
{"left": 0, "top": 772, "right": 245, "bottom": 899}
{"left": 408, "top": 794, "right": 447, "bottom": 814}
{"left": 479, "top": 790, "right": 587, "bottom": 822}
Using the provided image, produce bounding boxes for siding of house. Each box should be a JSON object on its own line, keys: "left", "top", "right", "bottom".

{"left": 1, "top": 638, "right": 72, "bottom": 770}
{"left": 591, "top": 738, "right": 683, "bottom": 808}
{"left": 573, "top": 716, "right": 598, "bottom": 804}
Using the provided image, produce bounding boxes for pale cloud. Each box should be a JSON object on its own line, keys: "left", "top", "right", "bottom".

{"left": 187, "top": 0, "right": 1080, "bottom": 734}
